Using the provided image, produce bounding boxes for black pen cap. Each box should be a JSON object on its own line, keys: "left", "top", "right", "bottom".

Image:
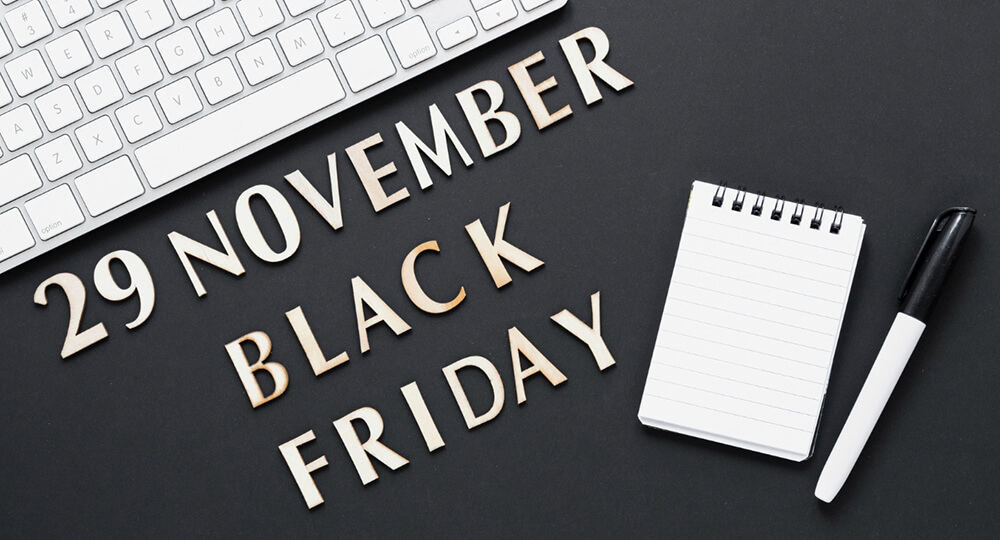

{"left": 899, "top": 207, "right": 977, "bottom": 322}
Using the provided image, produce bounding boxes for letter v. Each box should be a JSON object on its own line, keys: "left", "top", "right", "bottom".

{"left": 285, "top": 153, "right": 344, "bottom": 230}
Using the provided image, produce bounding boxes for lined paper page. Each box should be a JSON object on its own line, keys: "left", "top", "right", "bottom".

{"left": 638, "top": 181, "right": 865, "bottom": 461}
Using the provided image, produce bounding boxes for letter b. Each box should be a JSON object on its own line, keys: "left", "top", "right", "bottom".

{"left": 225, "top": 331, "right": 289, "bottom": 408}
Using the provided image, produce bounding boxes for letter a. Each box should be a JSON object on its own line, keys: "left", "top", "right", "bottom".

{"left": 509, "top": 327, "right": 566, "bottom": 404}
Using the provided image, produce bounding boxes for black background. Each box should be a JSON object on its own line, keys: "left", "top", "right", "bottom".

{"left": 3, "top": 1, "right": 999, "bottom": 537}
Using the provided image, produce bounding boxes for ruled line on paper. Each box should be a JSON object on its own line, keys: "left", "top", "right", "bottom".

{"left": 657, "top": 330, "right": 829, "bottom": 369}
{"left": 662, "top": 313, "right": 834, "bottom": 353}
{"left": 683, "top": 232, "right": 853, "bottom": 272}
{"left": 653, "top": 345, "right": 825, "bottom": 385}
{"left": 649, "top": 378, "right": 815, "bottom": 416}
{"left": 659, "top": 363, "right": 821, "bottom": 400}
{"left": 674, "top": 265, "right": 845, "bottom": 304}
{"left": 643, "top": 393, "right": 813, "bottom": 433}
{"left": 668, "top": 297, "right": 835, "bottom": 336}
{"left": 678, "top": 248, "right": 849, "bottom": 288}
{"left": 670, "top": 281, "right": 840, "bottom": 320}
{"left": 687, "top": 215, "right": 858, "bottom": 256}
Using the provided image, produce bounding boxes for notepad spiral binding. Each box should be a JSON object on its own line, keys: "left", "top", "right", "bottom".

{"left": 710, "top": 183, "right": 844, "bottom": 234}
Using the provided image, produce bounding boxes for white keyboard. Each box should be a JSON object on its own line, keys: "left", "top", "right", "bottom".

{"left": 0, "top": 0, "right": 566, "bottom": 274}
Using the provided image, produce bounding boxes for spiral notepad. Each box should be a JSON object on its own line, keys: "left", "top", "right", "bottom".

{"left": 638, "top": 181, "right": 866, "bottom": 461}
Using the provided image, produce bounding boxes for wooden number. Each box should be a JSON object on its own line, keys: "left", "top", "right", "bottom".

{"left": 33, "top": 273, "right": 109, "bottom": 359}
{"left": 93, "top": 250, "right": 156, "bottom": 329}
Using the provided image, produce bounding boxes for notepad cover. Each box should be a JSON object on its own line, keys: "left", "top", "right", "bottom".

{"left": 638, "top": 181, "right": 865, "bottom": 461}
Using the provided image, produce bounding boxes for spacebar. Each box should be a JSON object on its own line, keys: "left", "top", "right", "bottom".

{"left": 136, "top": 60, "right": 345, "bottom": 188}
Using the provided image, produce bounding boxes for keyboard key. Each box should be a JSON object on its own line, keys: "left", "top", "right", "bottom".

{"left": 0, "top": 209, "right": 35, "bottom": 262}
{"left": 35, "top": 85, "right": 84, "bottom": 132}
{"left": 5, "top": 50, "right": 54, "bottom": 97}
{"left": 236, "top": 38, "right": 283, "bottom": 85}
{"left": 24, "top": 184, "right": 85, "bottom": 240}
{"left": 127, "top": 0, "right": 175, "bottom": 39}
{"left": 156, "top": 28, "right": 205, "bottom": 74}
{"left": 0, "top": 155, "right": 43, "bottom": 205}
{"left": 47, "top": 0, "right": 95, "bottom": 28}
{"left": 276, "top": 20, "right": 324, "bottom": 67}
{"left": 75, "top": 115, "right": 122, "bottom": 161}
{"left": 387, "top": 16, "right": 435, "bottom": 69}
{"left": 196, "top": 58, "right": 243, "bottom": 104}
{"left": 45, "top": 31, "right": 94, "bottom": 78}
{"left": 520, "top": 0, "right": 551, "bottom": 9}
{"left": 76, "top": 65, "right": 124, "bottom": 112}
{"left": 476, "top": 0, "right": 517, "bottom": 30}
{"left": 172, "top": 0, "right": 214, "bottom": 19}
{"left": 283, "top": 0, "right": 324, "bottom": 17}
{"left": 237, "top": 0, "right": 284, "bottom": 36}
{"left": 155, "top": 77, "right": 203, "bottom": 123}
{"left": 437, "top": 16, "right": 476, "bottom": 50}
{"left": 0, "top": 28, "right": 11, "bottom": 59}
{"left": 116, "top": 47, "right": 164, "bottom": 93}
{"left": 0, "top": 105, "right": 43, "bottom": 151}
{"left": 0, "top": 79, "right": 11, "bottom": 107}
{"left": 5, "top": 1, "right": 54, "bottom": 48}
{"left": 197, "top": 8, "right": 245, "bottom": 55}
{"left": 96, "top": 0, "right": 124, "bottom": 7}
{"left": 135, "top": 60, "right": 345, "bottom": 187}
{"left": 318, "top": 2, "right": 365, "bottom": 48}
{"left": 86, "top": 12, "right": 134, "bottom": 58}
{"left": 408, "top": 0, "right": 432, "bottom": 7}
{"left": 35, "top": 134, "right": 83, "bottom": 180}
{"left": 469, "top": 0, "right": 494, "bottom": 8}
{"left": 336, "top": 35, "right": 395, "bottom": 92}
{"left": 359, "top": 0, "right": 404, "bottom": 27}
{"left": 75, "top": 156, "right": 144, "bottom": 216}
{"left": 115, "top": 96, "right": 163, "bottom": 142}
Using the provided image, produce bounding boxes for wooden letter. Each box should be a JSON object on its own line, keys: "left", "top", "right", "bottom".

{"left": 352, "top": 276, "right": 411, "bottom": 354}
{"left": 455, "top": 80, "right": 522, "bottom": 158}
{"left": 235, "top": 184, "right": 301, "bottom": 263}
{"left": 285, "top": 306, "right": 349, "bottom": 376}
{"left": 225, "top": 331, "right": 289, "bottom": 408}
{"left": 285, "top": 153, "right": 344, "bottom": 230}
{"left": 551, "top": 291, "right": 616, "bottom": 371}
{"left": 465, "top": 202, "right": 544, "bottom": 289}
{"left": 401, "top": 240, "right": 466, "bottom": 314}
{"left": 400, "top": 382, "right": 445, "bottom": 451}
{"left": 168, "top": 210, "right": 245, "bottom": 297}
{"left": 509, "top": 327, "right": 566, "bottom": 404}
{"left": 442, "top": 356, "right": 504, "bottom": 430}
{"left": 333, "top": 407, "right": 409, "bottom": 485}
{"left": 278, "top": 430, "right": 329, "bottom": 509}
{"left": 559, "top": 27, "right": 634, "bottom": 105}
{"left": 346, "top": 133, "right": 408, "bottom": 212}
{"left": 508, "top": 51, "right": 572, "bottom": 130}
{"left": 395, "top": 104, "right": 474, "bottom": 190}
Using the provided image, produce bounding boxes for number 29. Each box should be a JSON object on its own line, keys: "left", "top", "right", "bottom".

{"left": 33, "top": 250, "right": 156, "bottom": 359}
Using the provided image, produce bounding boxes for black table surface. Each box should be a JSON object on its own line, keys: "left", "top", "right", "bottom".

{"left": 3, "top": 1, "right": 999, "bottom": 537}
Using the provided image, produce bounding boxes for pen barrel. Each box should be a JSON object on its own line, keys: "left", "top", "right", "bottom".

{"left": 815, "top": 313, "right": 926, "bottom": 502}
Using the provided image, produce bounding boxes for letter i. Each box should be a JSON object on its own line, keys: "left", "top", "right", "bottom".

{"left": 401, "top": 382, "right": 445, "bottom": 451}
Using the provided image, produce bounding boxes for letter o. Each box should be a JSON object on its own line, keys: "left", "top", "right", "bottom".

{"left": 235, "top": 184, "right": 301, "bottom": 263}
